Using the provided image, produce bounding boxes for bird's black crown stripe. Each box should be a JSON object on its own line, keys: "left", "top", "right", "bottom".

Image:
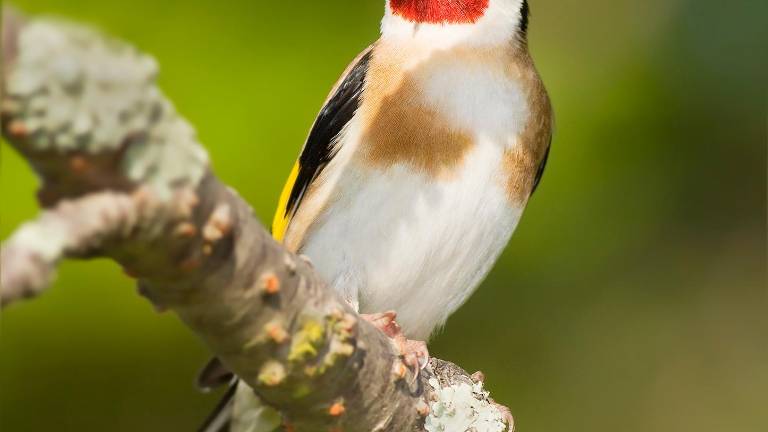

{"left": 284, "top": 48, "right": 373, "bottom": 217}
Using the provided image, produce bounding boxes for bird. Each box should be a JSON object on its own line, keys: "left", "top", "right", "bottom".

{"left": 200, "top": 0, "right": 552, "bottom": 430}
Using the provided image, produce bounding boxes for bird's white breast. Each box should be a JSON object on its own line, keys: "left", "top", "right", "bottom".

{"left": 297, "top": 43, "right": 531, "bottom": 340}
{"left": 302, "top": 146, "right": 522, "bottom": 340}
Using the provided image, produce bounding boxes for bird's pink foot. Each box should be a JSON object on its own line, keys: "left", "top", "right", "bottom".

{"left": 361, "top": 311, "right": 429, "bottom": 372}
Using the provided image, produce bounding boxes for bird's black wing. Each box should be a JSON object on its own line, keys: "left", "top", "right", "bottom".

{"left": 530, "top": 137, "right": 551, "bottom": 195}
{"left": 197, "top": 356, "right": 234, "bottom": 392}
{"left": 272, "top": 46, "right": 373, "bottom": 239}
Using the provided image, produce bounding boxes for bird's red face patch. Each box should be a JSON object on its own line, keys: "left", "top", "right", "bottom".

{"left": 389, "top": 0, "right": 490, "bottom": 24}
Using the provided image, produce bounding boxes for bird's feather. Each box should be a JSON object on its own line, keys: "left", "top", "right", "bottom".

{"left": 272, "top": 47, "right": 373, "bottom": 242}
{"left": 197, "top": 383, "right": 236, "bottom": 432}
{"left": 197, "top": 357, "right": 235, "bottom": 392}
{"left": 531, "top": 136, "right": 551, "bottom": 194}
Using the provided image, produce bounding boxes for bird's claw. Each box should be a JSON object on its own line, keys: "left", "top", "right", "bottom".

{"left": 361, "top": 310, "right": 429, "bottom": 382}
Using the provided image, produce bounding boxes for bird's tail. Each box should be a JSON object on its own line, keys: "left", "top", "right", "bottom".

{"left": 198, "top": 379, "right": 281, "bottom": 432}
{"left": 198, "top": 383, "right": 237, "bottom": 432}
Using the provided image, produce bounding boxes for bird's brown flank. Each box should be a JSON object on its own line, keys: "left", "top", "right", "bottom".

{"left": 502, "top": 46, "right": 553, "bottom": 205}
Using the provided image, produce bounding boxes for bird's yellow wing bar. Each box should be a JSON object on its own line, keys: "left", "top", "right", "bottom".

{"left": 271, "top": 161, "right": 300, "bottom": 242}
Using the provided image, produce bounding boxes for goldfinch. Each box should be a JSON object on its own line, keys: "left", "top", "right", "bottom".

{"left": 200, "top": 0, "right": 552, "bottom": 430}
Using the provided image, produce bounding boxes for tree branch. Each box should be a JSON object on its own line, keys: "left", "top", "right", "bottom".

{"left": 0, "top": 9, "right": 510, "bottom": 431}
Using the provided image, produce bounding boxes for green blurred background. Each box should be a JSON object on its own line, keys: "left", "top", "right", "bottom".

{"left": 1, "top": 0, "right": 766, "bottom": 430}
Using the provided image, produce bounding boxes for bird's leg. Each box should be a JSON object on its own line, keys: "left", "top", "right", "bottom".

{"left": 360, "top": 311, "right": 429, "bottom": 373}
